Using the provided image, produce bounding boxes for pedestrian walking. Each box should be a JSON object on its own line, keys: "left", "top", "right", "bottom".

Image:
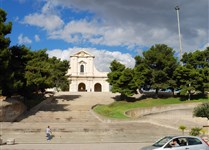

{"left": 46, "top": 126, "right": 52, "bottom": 141}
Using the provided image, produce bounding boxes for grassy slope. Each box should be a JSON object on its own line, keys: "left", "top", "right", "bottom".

{"left": 93, "top": 97, "right": 209, "bottom": 119}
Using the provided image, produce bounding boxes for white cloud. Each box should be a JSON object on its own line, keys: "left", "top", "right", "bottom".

{"left": 34, "top": 34, "right": 40, "bottom": 42}
{"left": 18, "top": 34, "right": 32, "bottom": 44}
{"left": 22, "top": 0, "right": 207, "bottom": 55}
{"left": 46, "top": 47, "right": 135, "bottom": 72}
{"left": 47, "top": 49, "right": 71, "bottom": 61}
{"left": 22, "top": 1, "right": 64, "bottom": 32}
{"left": 49, "top": 19, "right": 142, "bottom": 48}
{"left": 23, "top": 13, "right": 64, "bottom": 31}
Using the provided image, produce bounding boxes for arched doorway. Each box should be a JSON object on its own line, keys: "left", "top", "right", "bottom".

{"left": 78, "top": 83, "right": 86, "bottom": 92}
{"left": 94, "top": 83, "right": 102, "bottom": 92}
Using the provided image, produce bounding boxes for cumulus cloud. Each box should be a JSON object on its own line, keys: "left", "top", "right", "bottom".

{"left": 50, "top": 0, "right": 208, "bottom": 53}
{"left": 34, "top": 34, "right": 40, "bottom": 42}
{"left": 46, "top": 47, "right": 135, "bottom": 72}
{"left": 18, "top": 34, "right": 32, "bottom": 44}
{"left": 49, "top": 19, "right": 141, "bottom": 48}
{"left": 23, "top": 13, "right": 64, "bottom": 31}
{"left": 23, "top": 0, "right": 208, "bottom": 54}
{"left": 22, "top": 1, "right": 64, "bottom": 31}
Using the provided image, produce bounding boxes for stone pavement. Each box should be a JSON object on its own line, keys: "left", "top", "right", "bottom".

{"left": 0, "top": 143, "right": 150, "bottom": 150}
{"left": 1, "top": 92, "right": 208, "bottom": 149}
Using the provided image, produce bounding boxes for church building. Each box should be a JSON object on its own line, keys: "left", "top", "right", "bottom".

{"left": 67, "top": 50, "right": 110, "bottom": 92}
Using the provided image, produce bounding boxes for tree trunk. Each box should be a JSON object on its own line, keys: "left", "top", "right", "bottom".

{"left": 155, "top": 88, "right": 159, "bottom": 98}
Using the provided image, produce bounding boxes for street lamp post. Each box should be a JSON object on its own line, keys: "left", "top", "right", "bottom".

{"left": 175, "top": 6, "right": 183, "bottom": 64}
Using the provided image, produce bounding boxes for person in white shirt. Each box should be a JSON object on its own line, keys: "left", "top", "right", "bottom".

{"left": 46, "top": 126, "right": 52, "bottom": 141}
{"left": 171, "top": 139, "right": 180, "bottom": 147}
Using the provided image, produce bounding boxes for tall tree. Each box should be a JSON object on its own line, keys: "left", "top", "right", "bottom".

{"left": 5, "top": 45, "right": 31, "bottom": 96}
{"left": 173, "top": 66, "right": 195, "bottom": 98}
{"left": 180, "top": 48, "right": 209, "bottom": 95}
{"left": 0, "top": 8, "right": 12, "bottom": 95}
{"left": 141, "top": 44, "right": 178, "bottom": 97}
{"left": 49, "top": 57, "right": 69, "bottom": 91}
{"left": 134, "top": 56, "right": 152, "bottom": 91}
{"left": 25, "top": 50, "right": 52, "bottom": 94}
{"left": 107, "top": 60, "right": 138, "bottom": 100}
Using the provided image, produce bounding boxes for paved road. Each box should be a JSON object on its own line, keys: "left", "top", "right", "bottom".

{"left": 0, "top": 143, "right": 150, "bottom": 150}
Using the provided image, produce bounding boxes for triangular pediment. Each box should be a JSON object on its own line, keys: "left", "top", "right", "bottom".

{"left": 72, "top": 50, "right": 94, "bottom": 57}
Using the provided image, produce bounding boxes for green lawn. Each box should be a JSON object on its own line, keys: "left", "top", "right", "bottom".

{"left": 93, "top": 97, "right": 209, "bottom": 119}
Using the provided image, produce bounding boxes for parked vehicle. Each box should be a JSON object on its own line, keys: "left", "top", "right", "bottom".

{"left": 141, "top": 135, "right": 209, "bottom": 150}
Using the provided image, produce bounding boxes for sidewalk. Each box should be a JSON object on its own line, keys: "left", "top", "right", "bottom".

{"left": 0, "top": 143, "right": 150, "bottom": 150}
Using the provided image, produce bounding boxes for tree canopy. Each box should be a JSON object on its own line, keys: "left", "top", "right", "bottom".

{"left": 107, "top": 44, "right": 208, "bottom": 100}
{"left": 175, "top": 48, "right": 209, "bottom": 96}
{"left": 0, "top": 8, "right": 69, "bottom": 98}
{"left": 107, "top": 60, "right": 138, "bottom": 99}
{"left": 135, "top": 44, "right": 178, "bottom": 97}
{"left": 0, "top": 8, "right": 12, "bottom": 95}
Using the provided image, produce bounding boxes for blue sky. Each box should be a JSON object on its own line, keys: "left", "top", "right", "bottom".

{"left": 0, "top": 0, "right": 208, "bottom": 71}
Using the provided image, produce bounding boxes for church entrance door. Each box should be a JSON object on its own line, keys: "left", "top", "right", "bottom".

{"left": 78, "top": 83, "right": 86, "bottom": 92}
{"left": 94, "top": 83, "right": 102, "bottom": 92}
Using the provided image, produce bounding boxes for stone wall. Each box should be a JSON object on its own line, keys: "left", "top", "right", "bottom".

{"left": 0, "top": 97, "right": 26, "bottom": 122}
{"left": 125, "top": 103, "right": 201, "bottom": 118}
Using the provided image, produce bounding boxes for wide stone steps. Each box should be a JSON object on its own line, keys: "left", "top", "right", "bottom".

{"left": 19, "top": 111, "right": 99, "bottom": 122}
{"left": 1, "top": 122, "right": 178, "bottom": 143}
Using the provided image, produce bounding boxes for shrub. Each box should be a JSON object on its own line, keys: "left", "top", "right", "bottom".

{"left": 189, "top": 127, "right": 202, "bottom": 136}
{"left": 179, "top": 125, "right": 187, "bottom": 135}
{"left": 193, "top": 103, "right": 209, "bottom": 120}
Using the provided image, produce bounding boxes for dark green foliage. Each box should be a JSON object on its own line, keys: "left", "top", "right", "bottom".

{"left": 0, "top": 8, "right": 12, "bottom": 94}
{"left": 107, "top": 44, "right": 208, "bottom": 100}
{"left": 135, "top": 44, "right": 178, "bottom": 97}
{"left": 173, "top": 66, "right": 195, "bottom": 97}
{"left": 193, "top": 103, "right": 209, "bottom": 120}
{"left": 25, "top": 50, "right": 52, "bottom": 93}
{"left": 107, "top": 60, "right": 138, "bottom": 99}
{"left": 182, "top": 48, "right": 209, "bottom": 69}
{"left": 1, "top": 46, "right": 69, "bottom": 97}
{"left": 107, "top": 60, "right": 125, "bottom": 87}
{"left": 4, "top": 45, "right": 31, "bottom": 96}
{"left": 134, "top": 56, "right": 151, "bottom": 90}
{"left": 49, "top": 57, "right": 69, "bottom": 91}
{"left": 0, "top": 8, "right": 69, "bottom": 98}
{"left": 176, "top": 48, "right": 209, "bottom": 96}
{"left": 24, "top": 50, "right": 69, "bottom": 94}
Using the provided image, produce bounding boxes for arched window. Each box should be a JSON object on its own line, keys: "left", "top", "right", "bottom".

{"left": 80, "top": 65, "right": 84, "bottom": 73}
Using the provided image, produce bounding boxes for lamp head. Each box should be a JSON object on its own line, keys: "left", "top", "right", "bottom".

{"left": 175, "top": 6, "right": 180, "bottom": 10}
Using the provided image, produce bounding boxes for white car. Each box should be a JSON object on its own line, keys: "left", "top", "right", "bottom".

{"left": 141, "top": 136, "right": 209, "bottom": 150}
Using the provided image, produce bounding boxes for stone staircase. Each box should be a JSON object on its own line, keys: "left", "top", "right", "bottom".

{"left": 2, "top": 92, "right": 207, "bottom": 144}
{"left": 16, "top": 92, "right": 115, "bottom": 123}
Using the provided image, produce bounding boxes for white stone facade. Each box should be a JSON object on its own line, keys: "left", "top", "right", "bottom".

{"left": 67, "top": 50, "right": 110, "bottom": 92}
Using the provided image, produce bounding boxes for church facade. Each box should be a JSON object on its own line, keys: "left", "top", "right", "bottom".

{"left": 67, "top": 50, "right": 110, "bottom": 92}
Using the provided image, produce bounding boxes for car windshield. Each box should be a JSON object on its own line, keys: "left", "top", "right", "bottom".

{"left": 153, "top": 136, "right": 173, "bottom": 147}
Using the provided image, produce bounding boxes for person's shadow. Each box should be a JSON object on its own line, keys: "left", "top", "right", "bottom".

{"left": 50, "top": 134, "right": 55, "bottom": 140}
